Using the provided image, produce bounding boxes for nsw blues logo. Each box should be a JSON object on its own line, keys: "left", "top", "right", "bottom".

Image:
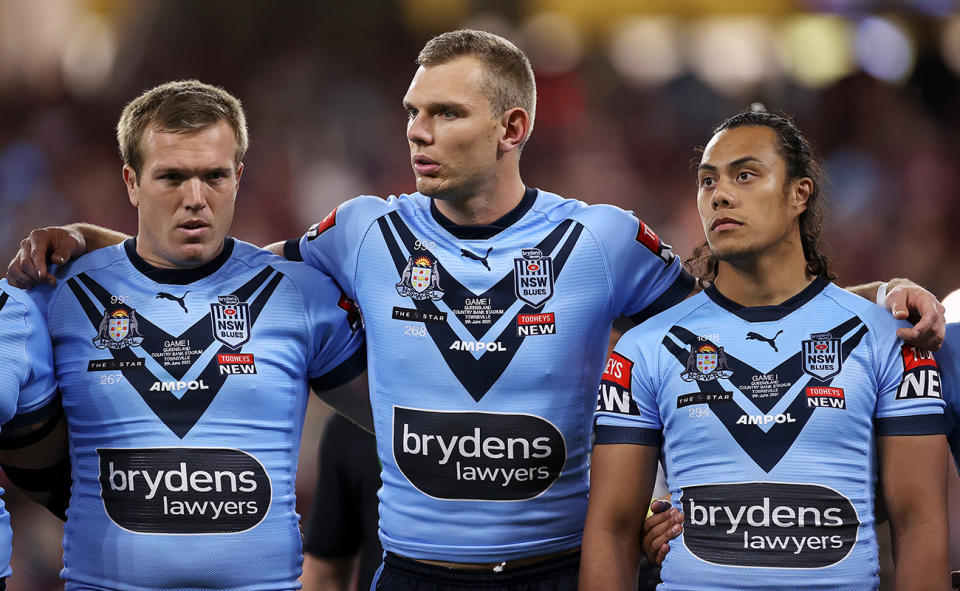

{"left": 514, "top": 248, "right": 554, "bottom": 308}
{"left": 681, "top": 343, "right": 733, "bottom": 382}
{"left": 396, "top": 256, "right": 444, "bottom": 301}
{"left": 93, "top": 303, "right": 144, "bottom": 350}
{"left": 802, "top": 332, "right": 841, "bottom": 380}
{"left": 210, "top": 295, "right": 250, "bottom": 350}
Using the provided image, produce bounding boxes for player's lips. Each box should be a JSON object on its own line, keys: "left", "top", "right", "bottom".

{"left": 710, "top": 217, "right": 742, "bottom": 232}
{"left": 176, "top": 220, "right": 211, "bottom": 237}
{"left": 412, "top": 155, "right": 440, "bottom": 175}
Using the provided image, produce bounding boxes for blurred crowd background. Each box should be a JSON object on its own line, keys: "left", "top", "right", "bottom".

{"left": 0, "top": 0, "right": 958, "bottom": 589}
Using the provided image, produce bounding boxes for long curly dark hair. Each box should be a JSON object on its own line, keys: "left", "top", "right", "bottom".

{"left": 686, "top": 109, "right": 835, "bottom": 284}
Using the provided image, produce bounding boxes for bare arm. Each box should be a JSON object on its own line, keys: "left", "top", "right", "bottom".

{"left": 7, "top": 222, "right": 130, "bottom": 288}
{"left": 264, "top": 241, "right": 285, "bottom": 257}
{"left": 310, "top": 371, "right": 372, "bottom": 434}
{"left": 580, "top": 443, "right": 660, "bottom": 591}
{"left": 299, "top": 554, "right": 353, "bottom": 591}
{"left": 845, "top": 278, "right": 946, "bottom": 350}
{"left": 879, "top": 434, "right": 951, "bottom": 591}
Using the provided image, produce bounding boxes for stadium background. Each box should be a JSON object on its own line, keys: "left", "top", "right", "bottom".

{"left": 0, "top": 0, "right": 957, "bottom": 588}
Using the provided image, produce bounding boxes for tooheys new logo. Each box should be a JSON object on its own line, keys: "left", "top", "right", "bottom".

{"left": 98, "top": 448, "right": 271, "bottom": 534}
{"left": 393, "top": 406, "right": 565, "bottom": 500}
{"left": 680, "top": 482, "right": 859, "bottom": 568}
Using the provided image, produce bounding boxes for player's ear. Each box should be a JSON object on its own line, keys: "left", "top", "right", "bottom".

{"left": 123, "top": 165, "right": 139, "bottom": 207}
{"left": 498, "top": 107, "right": 530, "bottom": 154}
{"left": 791, "top": 177, "right": 812, "bottom": 214}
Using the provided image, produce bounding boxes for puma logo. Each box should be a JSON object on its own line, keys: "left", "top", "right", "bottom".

{"left": 746, "top": 330, "right": 783, "bottom": 352}
{"left": 156, "top": 291, "right": 190, "bottom": 313}
{"left": 460, "top": 247, "right": 493, "bottom": 271}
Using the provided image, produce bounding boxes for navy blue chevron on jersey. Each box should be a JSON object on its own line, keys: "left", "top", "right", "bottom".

{"left": 0, "top": 281, "right": 59, "bottom": 579}
{"left": 288, "top": 187, "right": 693, "bottom": 562}
{"left": 595, "top": 279, "right": 946, "bottom": 590}
{"left": 32, "top": 238, "right": 364, "bottom": 591}
{"left": 936, "top": 323, "right": 959, "bottom": 474}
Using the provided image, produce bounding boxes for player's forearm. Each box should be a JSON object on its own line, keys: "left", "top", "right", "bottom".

{"left": 579, "top": 525, "right": 642, "bottom": 591}
{"left": 844, "top": 278, "right": 913, "bottom": 302}
{"left": 70, "top": 222, "right": 130, "bottom": 252}
{"left": 890, "top": 520, "right": 950, "bottom": 590}
{"left": 264, "top": 241, "right": 285, "bottom": 257}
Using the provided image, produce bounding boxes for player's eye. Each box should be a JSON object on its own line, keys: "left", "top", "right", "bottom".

{"left": 440, "top": 109, "right": 457, "bottom": 119}
{"left": 161, "top": 173, "right": 184, "bottom": 183}
{"left": 699, "top": 176, "right": 715, "bottom": 188}
{"left": 406, "top": 107, "right": 418, "bottom": 119}
{"left": 737, "top": 171, "right": 754, "bottom": 182}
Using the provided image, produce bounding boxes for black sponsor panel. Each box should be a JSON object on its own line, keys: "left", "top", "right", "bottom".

{"left": 681, "top": 482, "right": 858, "bottom": 568}
{"left": 98, "top": 448, "right": 271, "bottom": 534}
{"left": 393, "top": 407, "right": 565, "bottom": 501}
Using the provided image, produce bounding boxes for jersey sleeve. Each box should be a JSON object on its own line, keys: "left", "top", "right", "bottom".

{"left": 873, "top": 322, "right": 947, "bottom": 437}
{"left": 283, "top": 196, "right": 385, "bottom": 300}
{"left": 935, "top": 324, "right": 959, "bottom": 474}
{"left": 587, "top": 207, "right": 695, "bottom": 323}
{"left": 0, "top": 285, "right": 57, "bottom": 424}
{"left": 593, "top": 329, "right": 663, "bottom": 446}
{"left": 297, "top": 270, "right": 366, "bottom": 390}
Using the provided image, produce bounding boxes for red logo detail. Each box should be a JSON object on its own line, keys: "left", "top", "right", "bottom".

{"left": 338, "top": 292, "right": 362, "bottom": 333}
{"left": 602, "top": 352, "right": 633, "bottom": 390}
{"left": 901, "top": 345, "right": 938, "bottom": 372}
{"left": 224, "top": 309, "right": 236, "bottom": 315}
{"left": 806, "top": 386, "right": 844, "bottom": 399}
{"left": 528, "top": 264, "right": 540, "bottom": 271}
{"left": 218, "top": 353, "right": 254, "bottom": 365}
{"left": 517, "top": 313, "right": 555, "bottom": 326}
{"left": 311, "top": 208, "right": 338, "bottom": 238}
{"left": 635, "top": 220, "right": 662, "bottom": 254}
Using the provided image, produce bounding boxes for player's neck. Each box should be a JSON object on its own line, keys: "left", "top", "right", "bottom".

{"left": 713, "top": 243, "right": 814, "bottom": 308}
{"left": 432, "top": 175, "right": 526, "bottom": 226}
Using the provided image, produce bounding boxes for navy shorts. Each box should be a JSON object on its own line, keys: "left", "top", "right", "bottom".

{"left": 375, "top": 551, "right": 579, "bottom": 591}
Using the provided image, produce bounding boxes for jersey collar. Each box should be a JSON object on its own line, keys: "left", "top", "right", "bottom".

{"left": 429, "top": 187, "right": 538, "bottom": 240}
{"left": 705, "top": 277, "right": 830, "bottom": 322}
{"left": 124, "top": 237, "right": 235, "bottom": 285}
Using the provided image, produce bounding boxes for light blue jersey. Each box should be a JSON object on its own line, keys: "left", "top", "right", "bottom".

{"left": 0, "top": 281, "right": 59, "bottom": 580}
{"left": 595, "top": 279, "right": 946, "bottom": 590}
{"left": 937, "top": 323, "right": 959, "bottom": 474}
{"left": 289, "top": 188, "right": 693, "bottom": 561}
{"left": 33, "top": 238, "right": 364, "bottom": 591}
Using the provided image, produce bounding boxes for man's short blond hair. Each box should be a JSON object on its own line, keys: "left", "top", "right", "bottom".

{"left": 418, "top": 30, "right": 536, "bottom": 147}
{"left": 117, "top": 80, "right": 248, "bottom": 179}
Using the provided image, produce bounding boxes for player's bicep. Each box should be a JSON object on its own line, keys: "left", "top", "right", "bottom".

{"left": 587, "top": 443, "right": 661, "bottom": 532}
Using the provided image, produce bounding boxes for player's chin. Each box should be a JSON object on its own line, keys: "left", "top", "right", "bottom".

{"left": 174, "top": 242, "right": 222, "bottom": 268}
